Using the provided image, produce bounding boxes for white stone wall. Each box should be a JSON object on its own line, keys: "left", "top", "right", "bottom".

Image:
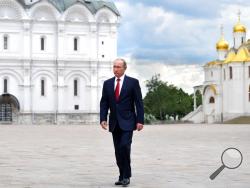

{"left": 217, "top": 50, "right": 227, "bottom": 61}
{"left": 0, "top": 0, "right": 119, "bottom": 124}
{"left": 204, "top": 66, "right": 221, "bottom": 83}
{"left": 203, "top": 62, "right": 250, "bottom": 123}
{"left": 223, "top": 64, "right": 245, "bottom": 113}
{"left": 233, "top": 32, "right": 246, "bottom": 49}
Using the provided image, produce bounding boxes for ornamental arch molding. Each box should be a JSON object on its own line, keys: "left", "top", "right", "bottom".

{"left": 65, "top": 71, "right": 90, "bottom": 86}
{"left": 95, "top": 7, "right": 118, "bottom": 23}
{"left": 63, "top": 3, "right": 94, "bottom": 22}
{"left": 0, "top": 69, "right": 23, "bottom": 85}
{"left": 0, "top": 0, "right": 26, "bottom": 19}
{"left": 98, "top": 76, "right": 108, "bottom": 87}
{"left": 29, "top": 1, "right": 60, "bottom": 21}
{"left": 203, "top": 84, "right": 217, "bottom": 96}
{"left": 0, "top": 93, "right": 20, "bottom": 111}
{"left": 32, "top": 70, "right": 56, "bottom": 84}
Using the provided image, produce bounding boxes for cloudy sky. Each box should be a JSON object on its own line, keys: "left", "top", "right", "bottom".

{"left": 113, "top": 0, "right": 250, "bottom": 96}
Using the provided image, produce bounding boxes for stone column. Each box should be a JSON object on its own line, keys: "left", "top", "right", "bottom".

{"left": 89, "top": 24, "right": 99, "bottom": 113}
{"left": 23, "top": 68, "right": 31, "bottom": 112}
{"left": 110, "top": 25, "right": 117, "bottom": 60}
{"left": 57, "top": 68, "right": 65, "bottom": 112}
{"left": 90, "top": 24, "right": 97, "bottom": 60}
{"left": 57, "top": 23, "right": 65, "bottom": 113}
{"left": 22, "top": 21, "right": 31, "bottom": 113}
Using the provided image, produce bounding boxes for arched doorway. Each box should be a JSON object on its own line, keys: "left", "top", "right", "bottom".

{"left": 0, "top": 94, "right": 20, "bottom": 123}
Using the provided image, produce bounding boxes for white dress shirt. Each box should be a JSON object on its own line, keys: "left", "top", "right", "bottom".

{"left": 114, "top": 74, "right": 125, "bottom": 95}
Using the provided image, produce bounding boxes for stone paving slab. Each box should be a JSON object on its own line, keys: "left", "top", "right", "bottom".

{"left": 0, "top": 124, "right": 249, "bottom": 188}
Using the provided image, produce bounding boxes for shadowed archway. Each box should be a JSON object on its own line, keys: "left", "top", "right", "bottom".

{"left": 0, "top": 93, "right": 20, "bottom": 122}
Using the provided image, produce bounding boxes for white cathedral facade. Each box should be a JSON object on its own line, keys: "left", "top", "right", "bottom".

{"left": 0, "top": 0, "right": 120, "bottom": 124}
{"left": 183, "top": 14, "right": 250, "bottom": 123}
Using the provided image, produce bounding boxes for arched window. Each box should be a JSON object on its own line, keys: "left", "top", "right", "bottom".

{"left": 3, "top": 35, "right": 8, "bottom": 50}
{"left": 209, "top": 96, "right": 215, "bottom": 103}
{"left": 74, "top": 37, "right": 79, "bottom": 51}
{"left": 211, "top": 71, "right": 213, "bottom": 77}
{"left": 248, "top": 66, "right": 250, "bottom": 78}
{"left": 229, "top": 66, "right": 233, "bottom": 79}
{"left": 41, "top": 36, "right": 45, "bottom": 51}
{"left": 242, "top": 37, "right": 244, "bottom": 44}
{"left": 224, "top": 69, "right": 226, "bottom": 80}
{"left": 41, "top": 79, "right": 45, "bottom": 96}
{"left": 248, "top": 85, "right": 250, "bottom": 102}
{"left": 4, "top": 79, "right": 8, "bottom": 93}
{"left": 74, "top": 79, "right": 78, "bottom": 96}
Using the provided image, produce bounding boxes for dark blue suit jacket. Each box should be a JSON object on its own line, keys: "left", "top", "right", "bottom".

{"left": 100, "top": 75, "right": 144, "bottom": 132}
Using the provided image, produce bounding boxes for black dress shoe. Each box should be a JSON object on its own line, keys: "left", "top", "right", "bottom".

{"left": 114, "top": 179, "right": 123, "bottom": 185}
{"left": 121, "top": 178, "right": 130, "bottom": 187}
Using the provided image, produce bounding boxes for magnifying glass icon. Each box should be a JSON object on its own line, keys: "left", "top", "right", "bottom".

{"left": 210, "top": 147, "right": 243, "bottom": 180}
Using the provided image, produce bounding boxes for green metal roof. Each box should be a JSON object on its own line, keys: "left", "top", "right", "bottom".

{"left": 17, "top": 0, "right": 120, "bottom": 16}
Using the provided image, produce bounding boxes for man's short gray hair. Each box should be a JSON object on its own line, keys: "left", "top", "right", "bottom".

{"left": 114, "top": 58, "right": 127, "bottom": 69}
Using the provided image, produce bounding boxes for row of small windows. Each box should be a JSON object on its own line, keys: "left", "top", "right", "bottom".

{"left": 3, "top": 35, "right": 105, "bottom": 52}
{"left": 2, "top": 36, "right": 79, "bottom": 51}
{"left": 3, "top": 78, "right": 79, "bottom": 97}
{"left": 219, "top": 67, "right": 233, "bottom": 80}
{"left": 226, "top": 66, "right": 237, "bottom": 80}
{"left": 40, "top": 79, "right": 79, "bottom": 97}
{"left": 230, "top": 66, "right": 250, "bottom": 79}
{"left": 208, "top": 85, "right": 250, "bottom": 103}
{"left": 208, "top": 86, "right": 250, "bottom": 103}
{"left": 4, "top": 78, "right": 250, "bottom": 108}
{"left": 3, "top": 78, "right": 80, "bottom": 110}
{"left": 40, "top": 79, "right": 81, "bottom": 110}
{"left": 40, "top": 37, "right": 80, "bottom": 51}
{"left": 233, "top": 37, "right": 244, "bottom": 46}
{"left": 211, "top": 66, "right": 250, "bottom": 80}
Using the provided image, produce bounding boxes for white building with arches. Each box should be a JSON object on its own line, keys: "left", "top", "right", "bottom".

{"left": 183, "top": 14, "right": 250, "bottom": 123}
{"left": 0, "top": 0, "right": 120, "bottom": 124}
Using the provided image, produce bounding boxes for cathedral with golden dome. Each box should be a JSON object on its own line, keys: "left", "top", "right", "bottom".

{"left": 183, "top": 12, "right": 250, "bottom": 123}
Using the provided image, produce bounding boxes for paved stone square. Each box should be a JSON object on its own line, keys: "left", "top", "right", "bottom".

{"left": 0, "top": 124, "right": 249, "bottom": 188}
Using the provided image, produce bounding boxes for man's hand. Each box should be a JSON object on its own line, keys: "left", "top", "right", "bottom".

{"left": 136, "top": 123, "right": 143, "bottom": 131}
{"left": 101, "top": 121, "right": 108, "bottom": 130}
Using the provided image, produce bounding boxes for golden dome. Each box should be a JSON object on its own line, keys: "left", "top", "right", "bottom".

{"left": 233, "top": 22, "right": 246, "bottom": 33}
{"left": 216, "top": 37, "right": 229, "bottom": 50}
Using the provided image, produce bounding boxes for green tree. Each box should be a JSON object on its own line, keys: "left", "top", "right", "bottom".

{"left": 144, "top": 74, "right": 194, "bottom": 121}
{"left": 144, "top": 74, "right": 169, "bottom": 120}
{"left": 175, "top": 88, "right": 193, "bottom": 119}
{"left": 190, "top": 90, "right": 202, "bottom": 109}
{"left": 195, "top": 90, "right": 202, "bottom": 107}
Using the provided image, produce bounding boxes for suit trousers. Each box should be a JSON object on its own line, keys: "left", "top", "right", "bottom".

{"left": 112, "top": 123, "right": 133, "bottom": 179}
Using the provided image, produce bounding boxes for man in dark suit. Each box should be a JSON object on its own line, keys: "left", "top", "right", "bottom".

{"left": 100, "top": 58, "right": 144, "bottom": 186}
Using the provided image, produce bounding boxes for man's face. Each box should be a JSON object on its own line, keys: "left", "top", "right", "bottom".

{"left": 113, "top": 60, "right": 126, "bottom": 78}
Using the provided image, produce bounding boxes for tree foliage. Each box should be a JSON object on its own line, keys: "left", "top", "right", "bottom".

{"left": 144, "top": 74, "right": 196, "bottom": 121}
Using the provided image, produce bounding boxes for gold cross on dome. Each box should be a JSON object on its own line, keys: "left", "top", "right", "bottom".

{"left": 238, "top": 9, "right": 241, "bottom": 22}
{"left": 220, "top": 24, "right": 224, "bottom": 36}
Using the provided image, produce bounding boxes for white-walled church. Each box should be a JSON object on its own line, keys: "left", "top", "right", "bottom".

{"left": 184, "top": 13, "right": 250, "bottom": 123}
{"left": 0, "top": 0, "right": 120, "bottom": 124}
